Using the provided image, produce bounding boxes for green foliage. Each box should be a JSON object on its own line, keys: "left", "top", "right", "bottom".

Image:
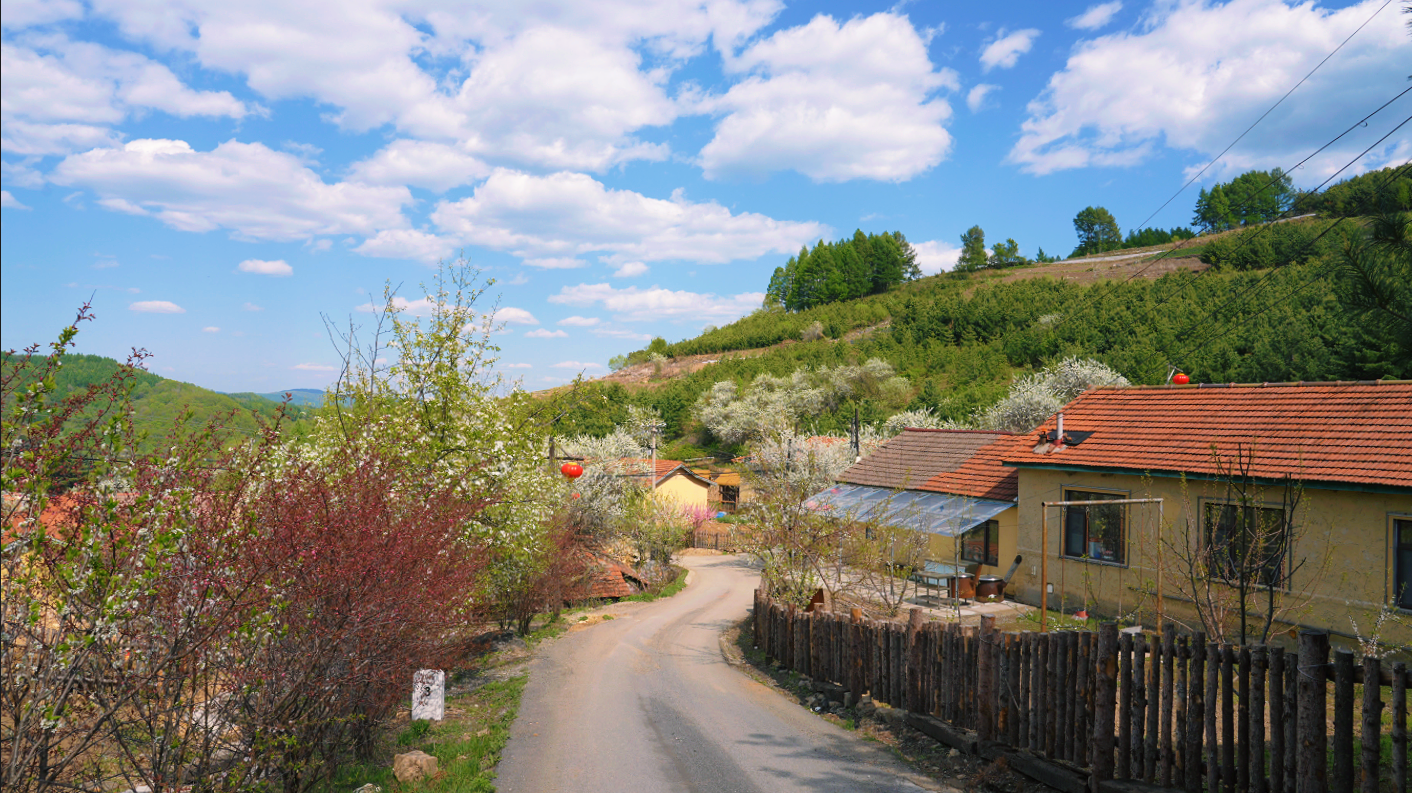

{"left": 1199, "top": 217, "right": 1353, "bottom": 271}
{"left": 1298, "top": 166, "right": 1412, "bottom": 218}
{"left": 1120, "top": 226, "right": 1196, "bottom": 249}
{"left": 764, "top": 230, "right": 919, "bottom": 311}
{"left": 988, "top": 237, "right": 1028, "bottom": 269}
{"left": 1193, "top": 168, "right": 1294, "bottom": 232}
{"left": 1333, "top": 211, "right": 1412, "bottom": 367}
{"left": 1072, "top": 206, "right": 1123, "bottom": 257}
{"left": 957, "top": 225, "right": 989, "bottom": 272}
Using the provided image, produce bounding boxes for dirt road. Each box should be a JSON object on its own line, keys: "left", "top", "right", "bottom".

{"left": 496, "top": 554, "right": 937, "bottom": 792}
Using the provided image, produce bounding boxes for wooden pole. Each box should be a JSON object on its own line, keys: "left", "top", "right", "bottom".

{"left": 1333, "top": 648, "right": 1355, "bottom": 793}
{"left": 1041, "top": 503, "right": 1049, "bottom": 632}
{"left": 1269, "top": 647, "right": 1285, "bottom": 793}
{"left": 1392, "top": 661, "right": 1407, "bottom": 793}
{"left": 1206, "top": 641, "right": 1219, "bottom": 793}
{"left": 978, "top": 615, "right": 996, "bottom": 741}
{"left": 1297, "top": 630, "right": 1329, "bottom": 793}
{"left": 1222, "top": 645, "right": 1235, "bottom": 793}
{"left": 1239, "top": 645, "right": 1251, "bottom": 792}
{"left": 1092, "top": 622, "right": 1119, "bottom": 792}
{"left": 906, "top": 608, "right": 924, "bottom": 713}
{"left": 1252, "top": 644, "right": 1268, "bottom": 793}
{"left": 1162, "top": 623, "right": 1176, "bottom": 787}
{"left": 1175, "top": 636, "right": 1188, "bottom": 790}
{"left": 1187, "top": 637, "right": 1206, "bottom": 793}
{"left": 1119, "top": 631, "right": 1133, "bottom": 780}
{"left": 1360, "top": 655, "right": 1382, "bottom": 793}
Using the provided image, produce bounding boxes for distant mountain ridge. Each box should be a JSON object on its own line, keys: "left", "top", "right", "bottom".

{"left": 237, "top": 388, "right": 325, "bottom": 407}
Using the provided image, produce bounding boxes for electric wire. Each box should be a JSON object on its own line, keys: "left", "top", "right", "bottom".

{"left": 1049, "top": 83, "right": 1412, "bottom": 338}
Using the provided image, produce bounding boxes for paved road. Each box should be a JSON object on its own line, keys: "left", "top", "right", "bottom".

{"left": 497, "top": 554, "right": 936, "bottom": 793}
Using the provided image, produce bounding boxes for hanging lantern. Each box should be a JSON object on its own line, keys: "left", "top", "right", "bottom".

{"left": 560, "top": 462, "right": 584, "bottom": 479}
{"left": 571, "top": 492, "right": 581, "bottom": 499}
{"left": 1173, "top": 373, "right": 1190, "bottom": 385}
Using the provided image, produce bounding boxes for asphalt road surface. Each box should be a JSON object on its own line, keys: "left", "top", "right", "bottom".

{"left": 496, "top": 553, "right": 936, "bottom": 793}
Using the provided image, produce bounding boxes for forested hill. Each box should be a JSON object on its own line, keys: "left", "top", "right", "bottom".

{"left": 558, "top": 211, "right": 1409, "bottom": 460}
{"left": 2, "top": 352, "right": 312, "bottom": 446}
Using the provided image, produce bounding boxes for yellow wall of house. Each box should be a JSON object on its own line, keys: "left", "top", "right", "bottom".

{"left": 1006, "top": 468, "right": 1412, "bottom": 650}
{"left": 655, "top": 471, "right": 711, "bottom": 509}
{"left": 921, "top": 505, "right": 1019, "bottom": 579}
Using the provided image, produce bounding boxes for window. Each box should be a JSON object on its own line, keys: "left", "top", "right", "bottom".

{"left": 1062, "top": 490, "right": 1125, "bottom": 563}
{"left": 1396, "top": 519, "right": 1412, "bottom": 610}
{"left": 1204, "top": 502, "right": 1289, "bottom": 588}
{"left": 961, "top": 520, "right": 999, "bottom": 567}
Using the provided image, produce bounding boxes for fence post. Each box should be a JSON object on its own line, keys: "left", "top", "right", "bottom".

{"left": 1091, "top": 622, "right": 1119, "bottom": 792}
{"left": 1269, "top": 647, "right": 1285, "bottom": 793}
{"left": 1284, "top": 643, "right": 1298, "bottom": 792}
{"left": 1040, "top": 631, "right": 1053, "bottom": 756}
{"left": 1360, "top": 655, "right": 1382, "bottom": 793}
{"left": 1206, "top": 641, "right": 1220, "bottom": 793}
{"left": 1119, "top": 631, "right": 1133, "bottom": 779}
{"left": 1187, "top": 637, "right": 1206, "bottom": 793}
{"left": 1133, "top": 633, "right": 1148, "bottom": 780}
{"left": 1175, "top": 635, "right": 1188, "bottom": 790}
{"left": 978, "top": 615, "right": 996, "bottom": 741}
{"left": 1222, "top": 645, "right": 1235, "bottom": 793}
{"left": 1333, "top": 648, "right": 1356, "bottom": 793}
{"left": 906, "top": 608, "right": 924, "bottom": 712}
{"left": 1147, "top": 635, "right": 1161, "bottom": 785}
{"left": 1393, "top": 661, "right": 1407, "bottom": 793}
{"left": 1239, "top": 645, "right": 1251, "bottom": 792}
{"left": 1296, "top": 630, "right": 1329, "bottom": 793}
{"left": 1162, "top": 623, "right": 1176, "bottom": 786}
{"left": 1077, "top": 632, "right": 1092, "bottom": 767}
{"left": 1251, "top": 644, "right": 1268, "bottom": 793}
{"left": 1019, "top": 632, "right": 1032, "bottom": 748}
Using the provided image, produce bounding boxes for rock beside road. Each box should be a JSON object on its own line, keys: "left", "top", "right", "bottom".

{"left": 393, "top": 750, "right": 438, "bottom": 782}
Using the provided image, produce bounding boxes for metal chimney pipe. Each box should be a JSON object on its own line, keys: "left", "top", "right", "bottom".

{"left": 1056, "top": 412, "right": 1064, "bottom": 444}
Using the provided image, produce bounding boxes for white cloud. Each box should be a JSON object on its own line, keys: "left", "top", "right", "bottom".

{"left": 492, "top": 306, "right": 539, "bottom": 325}
{"left": 979, "top": 28, "right": 1040, "bottom": 73}
{"left": 913, "top": 240, "right": 962, "bottom": 275}
{"left": 552, "top": 360, "right": 604, "bottom": 369}
{"left": 548, "top": 282, "right": 765, "bottom": 323}
{"left": 202, "top": 326, "right": 220, "bottom": 333}
{"left": 612, "top": 261, "right": 649, "bottom": 277}
{"left": 1066, "top": 2, "right": 1123, "bottom": 31}
{"left": 353, "top": 229, "right": 457, "bottom": 264}
{"left": 1011, "top": 0, "right": 1409, "bottom": 178}
{"left": 237, "top": 258, "right": 293, "bottom": 277}
{"left": 525, "top": 328, "right": 569, "bottom": 338}
{"left": 558, "top": 315, "right": 601, "bottom": 326}
{"left": 292, "top": 362, "right": 338, "bottom": 372}
{"left": 1, "top": 158, "right": 46, "bottom": 188}
{"left": 2, "top": 0, "right": 84, "bottom": 29}
{"left": 591, "top": 326, "right": 653, "bottom": 341}
{"left": 699, "top": 13, "right": 956, "bottom": 182}
{"left": 52, "top": 139, "right": 412, "bottom": 241}
{"left": 129, "top": 300, "right": 185, "bottom": 313}
{"left": 502, "top": 362, "right": 532, "bottom": 369}
{"left": 1, "top": 190, "right": 30, "bottom": 209}
{"left": 0, "top": 36, "right": 249, "bottom": 156}
{"left": 242, "top": 302, "right": 263, "bottom": 311}
{"left": 432, "top": 169, "right": 825, "bottom": 264}
{"left": 347, "top": 140, "right": 489, "bottom": 192}
{"left": 522, "top": 257, "right": 587, "bottom": 269}
{"left": 966, "top": 84, "right": 1000, "bottom": 113}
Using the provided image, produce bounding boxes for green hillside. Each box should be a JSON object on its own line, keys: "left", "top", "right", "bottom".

{"left": 2, "top": 352, "right": 313, "bottom": 448}
{"left": 566, "top": 204, "right": 1409, "bottom": 459}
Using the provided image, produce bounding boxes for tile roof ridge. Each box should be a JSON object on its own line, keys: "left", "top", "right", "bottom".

{"left": 1089, "top": 379, "right": 1411, "bottom": 391}
{"left": 900, "top": 427, "right": 1016, "bottom": 435}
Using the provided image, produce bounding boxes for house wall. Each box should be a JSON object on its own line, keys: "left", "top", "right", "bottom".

{"left": 654, "top": 471, "right": 710, "bottom": 509}
{"left": 1006, "top": 467, "right": 1412, "bottom": 649}
{"left": 922, "top": 505, "right": 1019, "bottom": 579}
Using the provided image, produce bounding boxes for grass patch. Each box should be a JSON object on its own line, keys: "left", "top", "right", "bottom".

{"left": 322, "top": 676, "right": 526, "bottom": 793}
{"left": 621, "top": 565, "right": 689, "bottom": 603}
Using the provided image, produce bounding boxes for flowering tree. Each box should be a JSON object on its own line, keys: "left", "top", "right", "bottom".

{"left": 970, "top": 356, "right": 1128, "bottom": 432}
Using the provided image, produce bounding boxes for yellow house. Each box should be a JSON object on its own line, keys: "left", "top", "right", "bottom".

{"left": 619, "top": 458, "right": 714, "bottom": 510}
{"left": 997, "top": 380, "right": 1412, "bottom": 650}
{"left": 814, "top": 428, "right": 1022, "bottom": 580}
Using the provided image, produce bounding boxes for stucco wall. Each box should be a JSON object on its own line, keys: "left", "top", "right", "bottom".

{"left": 655, "top": 471, "right": 710, "bottom": 509}
{"left": 1006, "top": 467, "right": 1412, "bottom": 649}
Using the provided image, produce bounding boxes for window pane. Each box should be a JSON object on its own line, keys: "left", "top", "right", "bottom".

{"left": 1398, "top": 520, "right": 1412, "bottom": 610}
{"left": 1063, "top": 506, "right": 1086, "bottom": 557}
{"left": 986, "top": 520, "right": 999, "bottom": 566}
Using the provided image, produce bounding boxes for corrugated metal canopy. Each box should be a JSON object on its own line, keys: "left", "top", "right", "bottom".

{"left": 804, "top": 483, "right": 1013, "bottom": 537}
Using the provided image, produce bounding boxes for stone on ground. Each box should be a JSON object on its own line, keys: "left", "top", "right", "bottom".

{"left": 393, "top": 750, "right": 439, "bottom": 782}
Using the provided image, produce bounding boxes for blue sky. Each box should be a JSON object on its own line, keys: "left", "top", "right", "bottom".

{"left": 2, "top": 0, "right": 1407, "bottom": 393}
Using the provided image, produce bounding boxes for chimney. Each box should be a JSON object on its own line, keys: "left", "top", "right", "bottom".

{"left": 1056, "top": 412, "right": 1065, "bottom": 445}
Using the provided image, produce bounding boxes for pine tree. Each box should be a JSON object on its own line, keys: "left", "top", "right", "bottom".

{"left": 958, "top": 226, "right": 988, "bottom": 272}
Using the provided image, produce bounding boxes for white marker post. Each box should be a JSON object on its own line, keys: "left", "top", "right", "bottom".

{"left": 412, "top": 669, "right": 445, "bottom": 721}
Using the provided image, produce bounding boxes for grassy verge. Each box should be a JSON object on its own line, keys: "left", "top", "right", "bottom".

{"left": 322, "top": 676, "right": 526, "bottom": 793}
{"left": 621, "top": 564, "right": 689, "bottom": 603}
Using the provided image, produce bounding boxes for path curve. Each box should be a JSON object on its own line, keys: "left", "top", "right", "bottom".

{"left": 496, "top": 554, "right": 936, "bottom": 792}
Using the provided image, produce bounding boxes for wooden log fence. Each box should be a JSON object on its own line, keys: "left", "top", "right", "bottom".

{"left": 752, "top": 588, "right": 1411, "bottom": 793}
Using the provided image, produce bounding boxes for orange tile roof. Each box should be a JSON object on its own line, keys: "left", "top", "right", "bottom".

{"left": 998, "top": 381, "right": 1412, "bottom": 491}
{"left": 838, "top": 429, "right": 1019, "bottom": 501}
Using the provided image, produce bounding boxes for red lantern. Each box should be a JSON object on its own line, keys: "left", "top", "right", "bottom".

{"left": 1173, "top": 373, "right": 1190, "bottom": 385}
{"left": 571, "top": 492, "right": 581, "bottom": 499}
{"left": 560, "top": 462, "right": 584, "bottom": 479}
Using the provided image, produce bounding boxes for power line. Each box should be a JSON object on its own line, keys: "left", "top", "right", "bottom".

{"left": 1050, "top": 83, "right": 1412, "bottom": 338}
{"left": 1169, "top": 155, "right": 1412, "bottom": 366}
{"left": 1122, "top": 0, "right": 1396, "bottom": 236}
